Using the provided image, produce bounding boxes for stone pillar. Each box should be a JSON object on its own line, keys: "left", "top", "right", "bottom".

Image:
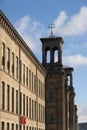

{"left": 58, "top": 43, "right": 62, "bottom": 64}
{"left": 42, "top": 48, "right": 46, "bottom": 64}
{"left": 66, "top": 88, "right": 70, "bottom": 130}
{"left": 56, "top": 77, "right": 66, "bottom": 130}
{"left": 69, "top": 87, "right": 75, "bottom": 130}
{"left": 75, "top": 105, "right": 78, "bottom": 130}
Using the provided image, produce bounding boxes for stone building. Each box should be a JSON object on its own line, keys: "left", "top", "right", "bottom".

{"left": 0, "top": 10, "right": 46, "bottom": 130}
{"left": 0, "top": 10, "right": 78, "bottom": 130}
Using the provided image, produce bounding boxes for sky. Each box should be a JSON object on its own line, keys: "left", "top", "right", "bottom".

{"left": 0, "top": 0, "right": 87, "bottom": 123}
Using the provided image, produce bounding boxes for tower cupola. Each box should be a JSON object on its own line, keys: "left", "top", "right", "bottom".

{"left": 40, "top": 36, "right": 64, "bottom": 69}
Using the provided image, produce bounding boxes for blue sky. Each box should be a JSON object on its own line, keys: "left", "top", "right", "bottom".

{"left": 0, "top": 0, "right": 87, "bottom": 123}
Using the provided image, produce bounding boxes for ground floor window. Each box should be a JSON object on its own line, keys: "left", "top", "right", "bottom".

{"left": 1, "top": 122, "right": 4, "bottom": 130}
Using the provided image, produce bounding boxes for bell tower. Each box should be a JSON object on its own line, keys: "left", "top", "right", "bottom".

{"left": 40, "top": 36, "right": 63, "bottom": 65}
{"left": 40, "top": 30, "right": 66, "bottom": 130}
{"left": 40, "top": 24, "right": 63, "bottom": 73}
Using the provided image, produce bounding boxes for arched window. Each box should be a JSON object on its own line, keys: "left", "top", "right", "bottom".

{"left": 53, "top": 47, "right": 58, "bottom": 63}
{"left": 54, "top": 50, "right": 58, "bottom": 63}
{"left": 67, "top": 75, "right": 70, "bottom": 86}
{"left": 49, "top": 91, "right": 55, "bottom": 101}
{"left": 47, "top": 50, "right": 50, "bottom": 63}
{"left": 49, "top": 114, "right": 56, "bottom": 123}
{"left": 46, "top": 47, "right": 50, "bottom": 63}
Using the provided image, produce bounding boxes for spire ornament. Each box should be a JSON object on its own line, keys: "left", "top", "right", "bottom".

{"left": 48, "top": 24, "right": 55, "bottom": 37}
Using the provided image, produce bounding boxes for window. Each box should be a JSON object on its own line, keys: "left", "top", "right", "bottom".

{"left": 7, "top": 122, "right": 9, "bottom": 130}
{"left": 34, "top": 75, "right": 36, "bottom": 93}
{"left": 49, "top": 91, "right": 55, "bottom": 101}
{"left": 29, "top": 127, "right": 31, "bottom": 130}
{"left": 29, "top": 98, "right": 31, "bottom": 119}
{"left": 39, "top": 80, "right": 40, "bottom": 96}
{"left": 26, "top": 96, "right": 28, "bottom": 117}
{"left": 20, "top": 92, "right": 22, "bottom": 115}
{"left": 12, "top": 52, "right": 14, "bottom": 76}
{"left": 26, "top": 67, "right": 28, "bottom": 87}
{"left": 67, "top": 75, "right": 70, "bottom": 86}
{"left": 23, "top": 94, "right": 25, "bottom": 116}
{"left": 1, "top": 122, "right": 4, "bottom": 130}
{"left": 43, "top": 84, "right": 45, "bottom": 98}
{"left": 2, "top": 82, "right": 5, "bottom": 110}
{"left": 49, "top": 114, "right": 56, "bottom": 123}
{"left": 16, "top": 56, "right": 18, "bottom": 80}
{"left": 41, "top": 105, "right": 43, "bottom": 122}
{"left": 29, "top": 70, "right": 31, "bottom": 89}
{"left": 41, "top": 82, "right": 42, "bottom": 97}
{"left": 54, "top": 50, "right": 58, "bottom": 63}
{"left": 35, "top": 101, "right": 36, "bottom": 120}
{"left": 20, "top": 60, "right": 22, "bottom": 83}
{"left": 7, "top": 48, "right": 10, "bottom": 73}
{"left": 32, "top": 73, "right": 33, "bottom": 91}
{"left": 2, "top": 42, "right": 5, "bottom": 69}
{"left": 39, "top": 104, "right": 40, "bottom": 121}
{"left": 16, "top": 124, "right": 18, "bottom": 130}
{"left": 43, "top": 106, "right": 45, "bottom": 122}
{"left": 32, "top": 100, "right": 33, "bottom": 119}
{"left": 7, "top": 85, "right": 10, "bottom": 111}
{"left": 23, "top": 64, "right": 25, "bottom": 85}
{"left": 12, "top": 123, "right": 14, "bottom": 130}
{"left": 16, "top": 90, "right": 18, "bottom": 114}
{"left": 26, "top": 126, "right": 28, "bottom": 130}
{"left": 23, "top": 126, "right": 25, "bottom": 130}
{"left": 12, "top": 88, "right": 14, "bottom": 112}
{"left": 20, "top": 125, "right": 22, "bottom": 130}
{"left": 46, "top": 50, "right": 50, "bottom": 63}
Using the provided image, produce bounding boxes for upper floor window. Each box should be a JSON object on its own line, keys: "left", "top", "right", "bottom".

{"left": 20, "top": 92, "right": 22, "bottom": 115}
{"left": 54, "top": 50, "right": 58, "bottom": 63}
{"left": 16, "top": 56, "right": 18, "bottom": 80}
{"left": 7, "top": 85, "right": 10, "bottom": 111}
{"left": 7, "top": 48, "right": 10, "bottom": 73}
{"left": 26, "top": 96, "right": 28, "bottom": 117}
{"left": 23, "top": 94, "right": 25, "bottom": 116}
{"left": 20, "top": 60, "right": 22, "bottom": 83}
{"left": 49, "top": 91, "right": 55, "bottom": 101}
{"left": 2, "top": 82, "right": 5, "bottom": 110}
{"left": 32, "top": 72, "right": 34, "bottom": 91}
{"left": 12, "top": 87, "right": 14, "bottom": 112}
{"left": 48, "top": 114, "right": 56, "bottom": 123}
{"left": 29, "top": 98, "right": 31, "bottom": 119}
{"left": 2, "top": 42, "right": 5, "bottom": 69}
{"left": 46, "top": 50, "right": 50, "bottom": 63}
{"left": 67, "top": 75, "right": 70, "bottom": 86}
{"left": 16, "top": 90, "right": 18, "bottom": 114}
{"left": 29, "top": 70, "right": 31, "bottom": 89}
{"left": 23, "top": 64, "right": 25, "bottom": 85}
{"left": 26, "top": 67, "right": 28, "bottom": 87}
{"left": 12, "top": 52, "right": 14, "bottom": 76}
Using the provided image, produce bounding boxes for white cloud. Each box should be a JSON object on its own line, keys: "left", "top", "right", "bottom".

{"left": 78, "top": 104, "right": 87, "bottom": 123}
{"left": 63, "top": 54, "right": 87, "bottom": 67}
{"left": 54, "top": 6, "right": 87, "bottom": 36}
{"left": 53, "top": 11, "right": 68, "bottom": 29}
{"left": 14, "top": 15, "right": 46, "bottom": 55}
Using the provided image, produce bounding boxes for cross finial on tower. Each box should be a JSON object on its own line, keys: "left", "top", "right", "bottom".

{"left": 48, "top": 24, "right": 55, "bottom": 37}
